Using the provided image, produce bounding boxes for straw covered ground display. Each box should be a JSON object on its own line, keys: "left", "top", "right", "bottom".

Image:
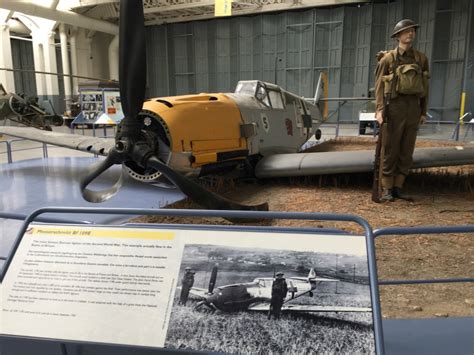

{"left": 132, "top": 137, "right": 474, "bottom": 319}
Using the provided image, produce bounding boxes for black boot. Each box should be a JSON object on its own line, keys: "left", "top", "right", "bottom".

{"left": 392, "top": 187, "right": 414, "bottom": 201}
{"left": 380, "top": 188, "right": 394, "bottom": 202}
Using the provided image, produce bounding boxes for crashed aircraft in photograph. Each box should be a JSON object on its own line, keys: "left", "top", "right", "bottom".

{"left": 189, "top": 268, "right": 371, "bottom": 313}
{"left": 1, "top": 0, "right": 473, "bottom": 213}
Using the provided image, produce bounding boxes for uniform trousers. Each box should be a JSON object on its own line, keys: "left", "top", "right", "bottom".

{"left": 382, "top": 95, "right": 421, "bottom": 189}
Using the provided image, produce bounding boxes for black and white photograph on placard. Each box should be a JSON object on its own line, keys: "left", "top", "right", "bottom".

{"left": 164, "top": 230, "right": 376, "bottom": 354}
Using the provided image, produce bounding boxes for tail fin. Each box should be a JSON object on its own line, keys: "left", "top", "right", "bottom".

{"left": 308, "top": 268, "right": 317, "bottom": 280}
{"left": 313, "top": 71, "right": 328, "bottom": 120}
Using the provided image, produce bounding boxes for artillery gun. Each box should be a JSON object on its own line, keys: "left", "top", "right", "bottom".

{"left": 0, "top": 84, "right": 63, "bottom": 131}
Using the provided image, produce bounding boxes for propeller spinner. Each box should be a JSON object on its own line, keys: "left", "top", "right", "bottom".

{"left": 79, "top": 0, "right": 268, "bottom": 213}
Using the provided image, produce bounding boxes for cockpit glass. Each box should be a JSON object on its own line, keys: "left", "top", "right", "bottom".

{"left": 235, "top": 81, "right": 257, "bottom": 95}
{"left": 268, "top": 90, "right": 284, "bottom": 109}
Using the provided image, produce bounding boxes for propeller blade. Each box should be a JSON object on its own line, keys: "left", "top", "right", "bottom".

{"left": 147, "top": 156, "right": 268, "bottom": 211}
{"left": 77, "top": 0, "right": 271, "bottom": 217}
{"left": 208, "top": 264, "right": 218, "bottom": 294}
{"left": 78, "top": 0, "right": 146, "bottom": 203}
{"left": 119, "top": 0, "right": 147, "bottom": 138}
{"left": 79, "top": 151, "right": 124, "bottom": 203}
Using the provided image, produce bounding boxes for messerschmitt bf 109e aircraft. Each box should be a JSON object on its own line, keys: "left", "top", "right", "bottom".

{"left": 188, "top": 267, "right": 371, "bottom": 313}
{"left": 1, "top": 0, "right": 473, "bottom": 213}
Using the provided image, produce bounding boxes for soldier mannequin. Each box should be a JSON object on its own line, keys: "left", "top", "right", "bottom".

{"left": 375, "top": 19, "right": 430, "bottom": 201}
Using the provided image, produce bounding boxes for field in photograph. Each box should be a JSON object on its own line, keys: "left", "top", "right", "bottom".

{"left": 165, "top": 294, "right": 374, "bottom": 353}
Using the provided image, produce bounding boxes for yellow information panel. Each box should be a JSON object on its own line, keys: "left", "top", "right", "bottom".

{"left": 215, "top": 0, "right": 232, "bottom": 16}
{"left": 1, "top": 224, "right": 375, "bottom": 353}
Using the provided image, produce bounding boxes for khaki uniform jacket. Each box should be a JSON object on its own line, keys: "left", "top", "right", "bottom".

{"left": 375, "top": 47, "right": 429, "bottom": 116}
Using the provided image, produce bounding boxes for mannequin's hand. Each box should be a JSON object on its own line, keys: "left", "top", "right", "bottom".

{"left": 376, "top": 111, "right": 384, "bottom": 125}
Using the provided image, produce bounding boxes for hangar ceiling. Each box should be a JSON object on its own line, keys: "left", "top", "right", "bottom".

{"left": 71, "top": 0, "right": 367, "bottom": 25}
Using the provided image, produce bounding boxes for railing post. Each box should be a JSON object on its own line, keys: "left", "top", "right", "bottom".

{"left": 452, "top": 112, "right": 471, "bottom": 141}
{"left": 43, "top": 143, "right": 48, "bottom": 159}
{"left": 6, "top": 141, "right": 12, "bottom": 164}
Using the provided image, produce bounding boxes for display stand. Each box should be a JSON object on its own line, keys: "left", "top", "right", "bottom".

{"left": 70, "top": 81, "right": 123, "bottom": 133}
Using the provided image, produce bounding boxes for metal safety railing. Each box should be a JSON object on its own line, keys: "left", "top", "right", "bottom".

{"left": 451, "top": 112, "right": 473, "bottom": 141}
{"left": 71, "top": 123, "right": 116, "bottom": 138}
{"left": 374, "top": 225, "right": 474, "bottom": 285}
{"left": 0, "top": 138, "right": 50, "bottom": 164}
{"left": 0, "top": 140, "right": 12, "bottom": 163}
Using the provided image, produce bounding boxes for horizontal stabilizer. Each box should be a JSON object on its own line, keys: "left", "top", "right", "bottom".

{"left": 0, "top": 126, "right": 114, "bottom": 157}
{"left": 291, "top": 277, "right": 338, "bottom": 282}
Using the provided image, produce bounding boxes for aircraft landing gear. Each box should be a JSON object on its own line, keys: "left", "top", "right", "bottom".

{"left": 193, "top": 301, "right": 218, "bottom": 313}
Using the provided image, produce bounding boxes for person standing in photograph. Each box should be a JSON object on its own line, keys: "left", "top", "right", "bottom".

{"left": 179, "top": 267, "right": 195, "bottom": 305}
{"left": 374, "top": 19, "right": 430, "bottom": 201}
{"left": 268, "top": 272, "right": 288, "bottom": 320}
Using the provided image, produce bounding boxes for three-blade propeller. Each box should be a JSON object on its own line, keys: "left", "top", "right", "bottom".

{"left": 79, "top": 0, "right": 268, "bottom": 213}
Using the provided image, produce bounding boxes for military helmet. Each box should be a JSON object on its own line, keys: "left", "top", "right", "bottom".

{"left": 185, "top": 267, "right": 191, "bottom": 270}
{"left": 276, "top": 272, "right": 284, "bottom": 276}
{"left": 391, "top": 19, "right": 420, "bottom": 38}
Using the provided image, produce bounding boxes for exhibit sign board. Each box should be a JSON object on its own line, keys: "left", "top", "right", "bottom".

{"left": 103, "top": 91, "right": 124, "bottom": 123}
{"left": 1, "top": 225, "right": 181, "bottom": 347}
{"left": 1, "top": 224, "right": 377, "bottom": 353}
{"left": 80, "top": 91, "right": 103, "bottom": 123}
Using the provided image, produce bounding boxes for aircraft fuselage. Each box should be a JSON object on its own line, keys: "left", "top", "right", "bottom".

{"left": 202, "top": 277, "right": 315, "bottom": 312}
{"left": 138, "top": 81, "right": 323, "bottom": 178}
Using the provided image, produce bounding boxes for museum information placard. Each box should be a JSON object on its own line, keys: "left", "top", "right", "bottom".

{"left": 1, "top": 225, "right": 183, "bottom": 347}
{"left": 1, "top": 224, "right": 376, "bottom": 353}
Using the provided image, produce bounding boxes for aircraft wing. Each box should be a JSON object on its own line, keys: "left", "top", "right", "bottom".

{"left": 283, "top": 304, "right": 372, "bottom": 312}
{"left": 187, "top": 287, "right": 209, "bottom": 299}
{"left": 0, "top": 126, "right": 114, "bottom": 156}
{"left": 247, "top": 303, "right": 371, "bottom": 313}
{"left": 255, "top": 145, "right": 474, "bottom": 178}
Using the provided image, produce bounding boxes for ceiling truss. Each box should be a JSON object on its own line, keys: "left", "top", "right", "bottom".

{"left": 71, "top": 0, "right": 366, "bottom": 26}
